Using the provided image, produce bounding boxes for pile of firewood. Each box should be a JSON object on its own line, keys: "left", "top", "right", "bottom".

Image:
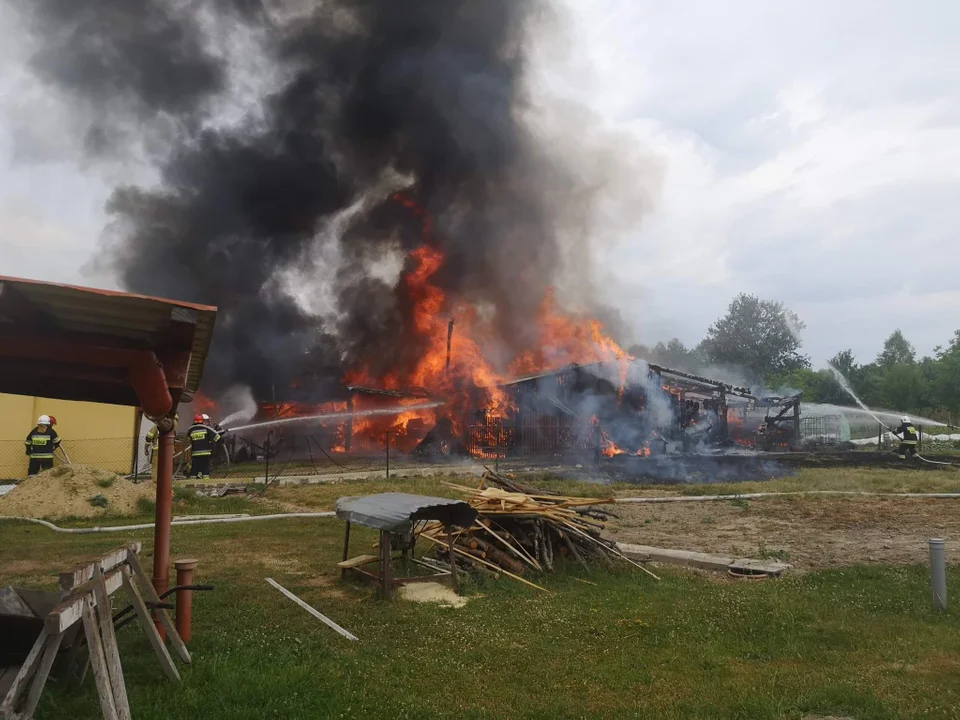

{"left": 417, "top": 471, "right": 658, "bottom": 591}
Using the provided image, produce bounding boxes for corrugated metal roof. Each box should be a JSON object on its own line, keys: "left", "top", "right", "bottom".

{"left": 0, "top": 275, "right": 217, "bottom": 397}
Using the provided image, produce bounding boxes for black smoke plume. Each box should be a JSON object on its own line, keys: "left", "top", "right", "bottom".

{"left": 16, "top": 0, "right": 640, "bottom": 401}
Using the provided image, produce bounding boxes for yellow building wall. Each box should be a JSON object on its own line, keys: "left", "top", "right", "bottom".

{"left": 0, "top": 394, "right": 138, "bottom": 480}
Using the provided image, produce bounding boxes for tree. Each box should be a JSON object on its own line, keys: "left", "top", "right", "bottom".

{"left": 934, "top": 330, "right": 960, "bottom": 414}
{"left": 822, "top": 349, "right": 862, "bottom": 405}
{"left": 629, "top": 338, "right": 704, "bottom": 371}
{"left": 877, "top": 330, "right": 916, "bottom": 368}
{"left": 652, "top": 339, "right": 699, "bottom": 368}
{"left": 626, "top": 343, "right": 651, "bottom": 361}
{"left": 881, "top": 363, "right": 924, "bottom": 412}
{"left": 775, "top": 368, "right": 830, "bottom": 400}
{"left": 700, "top": 294, "right": 810, "bottom": 379}
{"left": 828, "top": 349, "right": 858, "bottom": 378}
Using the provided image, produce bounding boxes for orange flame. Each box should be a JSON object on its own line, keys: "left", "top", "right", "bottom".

{"left": 289, "top": 193, "right": 638, "bottom": 455}
{"left": 192, "top": 393, "right": 220, "bottom": 416}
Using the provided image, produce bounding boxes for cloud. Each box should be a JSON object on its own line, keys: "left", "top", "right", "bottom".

{"left": 2, "top": 0, "right": 959, "bottom": 368}
{"left": 556, "top": 0, "right": 960, "bottom": 363}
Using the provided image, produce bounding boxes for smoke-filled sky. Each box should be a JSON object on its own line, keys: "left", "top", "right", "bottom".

{"left": 2, "top": 0, "right": 958, "bottom": 370}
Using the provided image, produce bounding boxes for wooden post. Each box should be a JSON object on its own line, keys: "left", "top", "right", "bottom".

{"left": 447, "top": 526, "right": 459, "bottom": 593}
{"left": 121, "top": 567, "right": 180, "bottom": 682}
{"left": 792, "top": 398, "right": 801, "bottom": 450}
{"left": 445, "top": 319, "right": 455, "bottom": 376}
{"left": 20, "top": 631, "right": 65, "bottom": 718}
{"left": 82, "top": 599, "right": 120, "bottom": 720}
{"left": 94, "top": 565, "right": 131, "bottom": 720}
{"left": 341, "top": 522, "right": 351, "bottom": 578}
{"left": 380, "top": 531, "right": 392, "bottom": 599}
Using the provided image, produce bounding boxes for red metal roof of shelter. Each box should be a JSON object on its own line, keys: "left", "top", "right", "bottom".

{"left": 0, "top": 275, "right": 217, "bottom": 415}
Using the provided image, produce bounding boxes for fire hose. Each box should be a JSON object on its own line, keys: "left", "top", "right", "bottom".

{"left": 56, "top": 443, "right": 72, "bottom": 465}
{"left": 6, "top": 489, "right": 960, "bottom": 534}
{"left": 0, "top": 511, "right": 336, "bottom": 534}
{"left": 112, "top": 583, "right": 215, "bottom": 633}
{"left": 916, "top": 454, "right": 960, "bottom": 467}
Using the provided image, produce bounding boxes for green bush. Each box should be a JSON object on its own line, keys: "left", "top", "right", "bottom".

{"left": 89, "top": 494, "right": 109, "bottom": 509}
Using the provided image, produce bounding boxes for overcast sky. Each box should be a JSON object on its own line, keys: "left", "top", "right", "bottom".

{"left": 2, "top": 1, "right": 958, "bottom": 367}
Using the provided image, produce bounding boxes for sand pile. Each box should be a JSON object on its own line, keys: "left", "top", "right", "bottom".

{"left": 0, "top": 465, "right": 155, "bottom": 519}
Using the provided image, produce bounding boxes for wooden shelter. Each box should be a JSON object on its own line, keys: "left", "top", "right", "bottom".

{"left": 0, "top": 276, "right": 217, "bottom": 602}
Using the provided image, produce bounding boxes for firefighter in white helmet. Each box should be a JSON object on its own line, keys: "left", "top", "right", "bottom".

{"left": 25, "top": 415, "right": 61, "bottom": 475}
{"left": 893, "top": 415, "right": 919, "bottom": 460}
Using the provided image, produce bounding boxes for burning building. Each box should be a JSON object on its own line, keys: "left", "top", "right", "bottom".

{"left": 216, "top": 342, "right": 803, "bottom": 469}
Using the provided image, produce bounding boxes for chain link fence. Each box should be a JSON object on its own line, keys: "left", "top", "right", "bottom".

{"left": 0, "top": 437, "right": 138, "bottom": 481}
{"left": 0, "top": 419, "right": 609, "bottom": 484}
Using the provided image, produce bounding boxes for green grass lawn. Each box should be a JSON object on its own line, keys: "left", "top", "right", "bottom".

{"left": 3, "top": 468, "right": 960, "bottom": 718}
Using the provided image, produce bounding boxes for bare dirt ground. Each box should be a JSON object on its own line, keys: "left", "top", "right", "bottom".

{"left": 607, "top": 496, "right": 960, "bottom": 569}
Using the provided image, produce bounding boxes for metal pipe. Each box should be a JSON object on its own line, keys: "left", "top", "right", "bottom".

{"left": 175, "top": 559, "right": 199, "bottom": 643}
{"left": 930, "top": 538, "right": 947, "bottom": 611}
{"left": 152, "top": 428, "right": 174, "bottom": 635}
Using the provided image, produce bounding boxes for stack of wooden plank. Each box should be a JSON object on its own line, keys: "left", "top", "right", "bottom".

{"left": 417, "top": 471, "right": 658, "bottom": 591}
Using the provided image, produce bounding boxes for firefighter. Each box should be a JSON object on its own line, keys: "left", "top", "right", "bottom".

{"left": 203, "top": 413, "right": 231, "bottom": 468}
{"left": 144, "top": 413, "right": 178, "bottom": 481}
{"left": 188, "top": 414, "right": 221, "bottom": 480}
{"left": 893, "top": 415, "right": 919, "bottom": 459}
{"left": 202, "top": 414, "right": 222, "bottom": 434}
{"left": 25, "top": 415, "right": 61, "bottom": 476}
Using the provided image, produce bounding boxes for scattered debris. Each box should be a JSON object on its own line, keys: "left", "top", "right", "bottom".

{"left": 265, "top": 578, "right": 358, "bottom": 641}
{"left": 89, "top": 494, "right": 109, "bottom": 509}
{"left": 616, "top": 542, "right": 791, "bottom": 577}
{"left": 397, "top": 582, "right": 468, "bottom": 608}
{"left": 417, "top": 470, "right": 660, "bottom": 588}
{"left": 198, "top": 484, "right": 249, "bottom": 498}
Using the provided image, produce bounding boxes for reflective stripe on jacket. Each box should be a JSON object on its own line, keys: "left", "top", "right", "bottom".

{"left": 25, "top": 427, "right": 60, "bottom": 458}
{"left": 188, "top": 424, "right": 220, "bottom": 457}
{"left": 146, "top": 414, "right": 179, "bottom": 450}
{"left": 897, "top": 423, "right": 918, "bottom": 444}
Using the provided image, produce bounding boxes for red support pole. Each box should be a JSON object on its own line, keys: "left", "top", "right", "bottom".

{"left": 153, "top": 427, "right": 174, "bottom": 636}
{"left": 175, "top": 559, "right": 198, "bottom": 644}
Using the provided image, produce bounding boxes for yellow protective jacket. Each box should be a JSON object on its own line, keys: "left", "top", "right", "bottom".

{"left": 25, "top": 427, "right": 61, "bottom": 459}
